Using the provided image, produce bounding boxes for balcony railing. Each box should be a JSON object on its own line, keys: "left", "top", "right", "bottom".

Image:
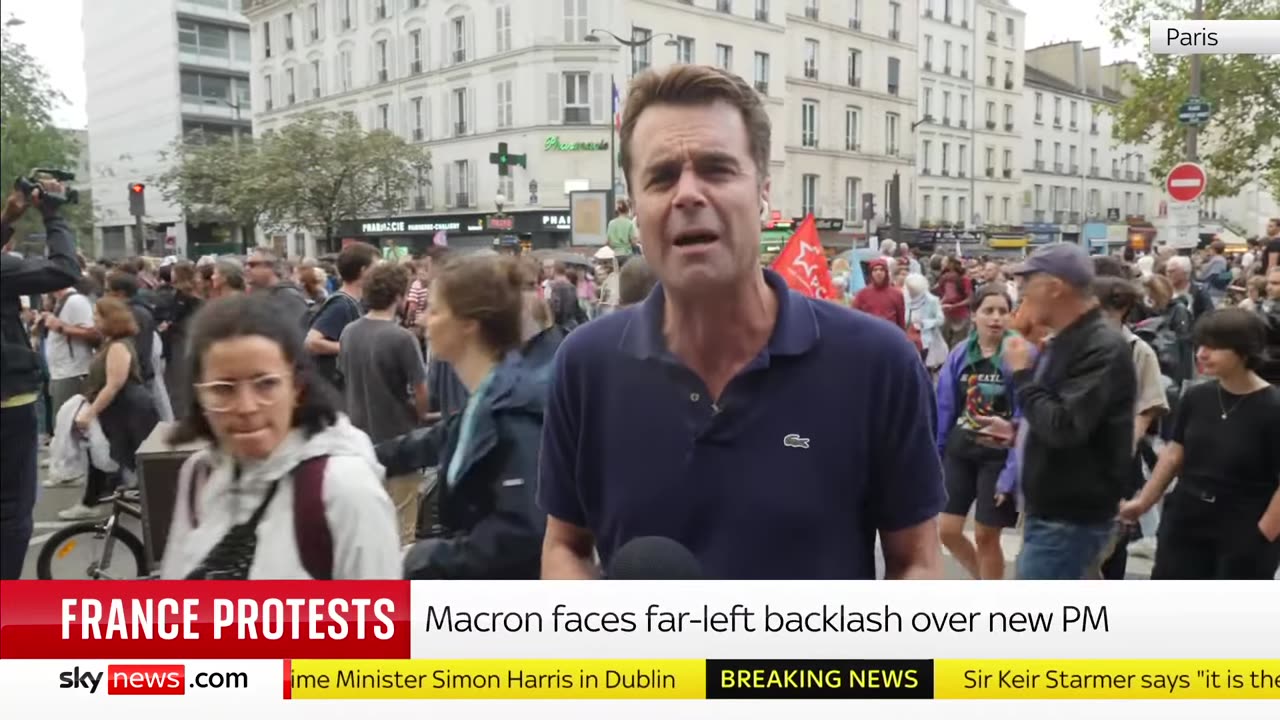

{"left": 1053, "top": 117, "right": 1062, "bottom": 127}
{"left": 804, "top": 6, "right": 818, "bottom": 20}
{"left": 848, "top": 18, "right": 861, "bottom": 30}
{"left": 1137, "top": 172, "right": 1147, "bottom": 182}
{"left": 959, "top": 119, "right": 967, "bottom": 128}
{"left": 754, "top": 81, "right": 769, "bottom": 94}
{"left": 564, "top": 107, "right": 590, "bottom": 124}
{"left": 941, "top": 168, "right": 950, "bottom": 177}
{"left": 986, "top": 75, "right": 995, "bottom": 86}
{"left": 1003, "top": 168, "right": 1012, "bottom": 178}
{"left": 413, "top": 128, "right": 424, "bottom": 141}
{"left": 455, "top": 121, "right": 467, "bottom": 135}
{"left": 944, "top": 65, "right": 952, "bottom": 75}
{"left": 1089, "top": 166, "right": 1099, "bottom": 177}
{"left": 1112, "top": 169, "right": 1121, "bottom": 179}
{"left": 1070, "top": 164, "right": 1079, "bottom": 175}
{"left": 922, "top": 167, "right": 932, "bottom": 175}
{"left": 1054, "top": 162, "right": 1063, "bottom": 173}
{"left": 1090, "top": 124, "right": 1099, "bottom": 135}
{"left": 1069, "top": 211, "right": 1081, "bottom": 224}
{"left": 1005, "top": 78, "right": 1014, "bottom": 89}
{"left": 924, "top": 61, "right": 932, "bottom": 71}
{"left": 285, "top": 37, "right": 294, "bottom": 50}
{"left": 1034, "top": 210, "right": 1045, "bottom": 222}
{"left": 287, "top": 93, "right": 295, "bottom": 105}
{"left": 987, "top": 30, "right": 997, "bottom": 41}
{"left": 986, "top": 120, "right": 996, "bottom": 129}
{"left": 1054, "top": 210, "right": 1066, "bottom": 223}
{"left": 958, "top": 169, "right": 966, "bottom": 178}
{"left": 378, "top": 69, "right": 388, "bottom": 83}
{"left": 960, "top": 69, "right": 968, "bottom": 79}
{"left": 804, "top": 66, "right": 818, "bottom": 79}
{"left": 413, "top": 195, "right": 427, "bottom": 211}
{"left": 1004, "top": 122, "right": 1013, "bottom": 132}
{"left": 925, "top": 8, "right": 934, "bottom": 17}
{"left": 411, "top": 60, "right": 422, "bottom": 74}
{"left": 756, "top": 8, "right": 768, "bottom": 21}
{"left": 1125, "top": 170, "right": 1134, "bottom": 181}
{"left": 985, "top": 167, "right": 995, "bottom": 177}
{"left": 1034, "top": 160, "right": 1045, "bottom": 171}
{"left": 888, "top": 83, "right": 898, "bottom": 95}
{"left": 454, "top": 193, "right": 470, "bottom": 208}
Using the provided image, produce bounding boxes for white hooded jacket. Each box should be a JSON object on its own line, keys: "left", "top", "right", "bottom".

{"left": 160, "top": 416, "right": 402, "bottom": 579}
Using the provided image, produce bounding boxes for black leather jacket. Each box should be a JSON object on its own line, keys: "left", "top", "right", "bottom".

{"left": 1013, "top": 309, "right": 1138, "bottom": 524}
{"left": 0, "top": 214, "right": 80, "bottom": 400}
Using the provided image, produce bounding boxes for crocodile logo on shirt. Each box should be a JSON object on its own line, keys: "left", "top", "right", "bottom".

{"left": 783, "top": 434, "right": 811, "bottom": 449}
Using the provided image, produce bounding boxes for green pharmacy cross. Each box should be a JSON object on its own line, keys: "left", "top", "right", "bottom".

{"left": 490, "top": 142, "right": 527, "bottom": 176}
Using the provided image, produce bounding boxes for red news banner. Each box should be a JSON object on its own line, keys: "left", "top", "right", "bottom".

{"left": 0, "top": 581, "right": 413, "bottom": 659}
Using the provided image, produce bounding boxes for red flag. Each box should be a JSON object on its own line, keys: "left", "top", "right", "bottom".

{"left": 770, "top": 214, "right": 835, "bottom": 299}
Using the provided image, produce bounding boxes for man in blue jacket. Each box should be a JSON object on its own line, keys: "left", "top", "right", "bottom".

{"left": 0, "top": 182, "right": 81, "bottom": 578}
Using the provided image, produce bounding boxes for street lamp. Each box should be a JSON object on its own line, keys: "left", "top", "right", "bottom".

{"left": 583, "top": 29, "right": 679, "bottom": 48}
{"left": 582, "top": 29, "right": 678, "bottom": 214}
{"left": 495, "top": 193, "right": 506, "bottom": 214}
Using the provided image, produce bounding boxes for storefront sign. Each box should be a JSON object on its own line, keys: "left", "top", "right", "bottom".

{"left": 793, "top": 217, "right": 846, "bottom": 232}
{"left": 920, "top": 229, "right": 983, "bottom": 244}
{"left": 1026, "top": 223, "right": 1058, "bottom": 244}
{"left": 988, "top": 234, "right": 1029, "bottom": 249}
{"left": 487, "top": 215, "right": 515, "bottom": 231}
{"left": 361, "top": 219, "right": 462, "bottom": 234}
{"left": 541, "top": 214, "right": 572, "bottom": 230}
{"left": 545, "top": 136, "right": 610, "bottom": 152}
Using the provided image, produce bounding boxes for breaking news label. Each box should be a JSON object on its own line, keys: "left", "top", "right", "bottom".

{"left": 0, "top": 581, "right": 1277, "bottom": 718}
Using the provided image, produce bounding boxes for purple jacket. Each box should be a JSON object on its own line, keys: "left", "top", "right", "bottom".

{"left": 934, "top": 336, "right": 1029, "bottom": 496}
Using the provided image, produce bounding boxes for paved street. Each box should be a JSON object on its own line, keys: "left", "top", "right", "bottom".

{"left": 21, "top": 446, "right": 1163, "bottom": 581}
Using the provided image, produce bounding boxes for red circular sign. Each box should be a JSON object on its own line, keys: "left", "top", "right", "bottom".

{"left": 1165, "top": 162, "right": 1207, "bottom": 203}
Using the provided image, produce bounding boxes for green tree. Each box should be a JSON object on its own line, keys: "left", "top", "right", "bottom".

{"left": 257, "top": 111, "right": 431, "bottom": 253}
{"left": 154, "top": 133, "right": 278, "bottom": 241}
{"left": 1, "top": 27, "right": 77, "bottom": 247}
{"left": 1100, "top": 0, "right": 1280, "bottom": 202}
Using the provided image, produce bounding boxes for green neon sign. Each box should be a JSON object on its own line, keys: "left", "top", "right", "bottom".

{"left": 545, "top": 136, "right": 610, "bottom": 151}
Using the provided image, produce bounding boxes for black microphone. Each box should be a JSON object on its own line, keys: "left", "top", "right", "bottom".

{"left": 606, "top": 536, "right": 704, "bottom": 579}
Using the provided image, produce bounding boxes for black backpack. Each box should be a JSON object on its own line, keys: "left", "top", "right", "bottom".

{"left": 306, "top": 292, "right": 362, "bottom": 391}
{"left": 1132, "top": 301, "right": 1191, "bottom": 383}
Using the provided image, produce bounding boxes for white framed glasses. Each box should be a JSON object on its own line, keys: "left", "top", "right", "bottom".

{"left": 193, "top": 373, "right": 292, "bottom": 413}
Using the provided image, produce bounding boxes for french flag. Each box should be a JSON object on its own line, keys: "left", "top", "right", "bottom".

{"left": 612, "top": 79, "right": 622, "bottom": 129}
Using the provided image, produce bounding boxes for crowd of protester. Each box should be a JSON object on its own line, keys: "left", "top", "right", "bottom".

{"left": 1, "top": 63, "right": 1276, "bottom": 583}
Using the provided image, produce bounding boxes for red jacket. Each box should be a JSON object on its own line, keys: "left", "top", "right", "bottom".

{"left": 852, "top": 259, "right": 905, "bottom": 328}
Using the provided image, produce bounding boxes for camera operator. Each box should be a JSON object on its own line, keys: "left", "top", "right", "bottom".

{"left": 0, "top": 180, "right": 81, "bottom": 579}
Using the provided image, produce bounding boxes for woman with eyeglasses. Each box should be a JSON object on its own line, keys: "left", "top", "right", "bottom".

{"left": 376, "top": 254, "right": 547, "bottom": 579}
{"left": 160, "top": 295, "right": 401, "bottom": 580}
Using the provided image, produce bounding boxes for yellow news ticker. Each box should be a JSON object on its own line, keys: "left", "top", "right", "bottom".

{"left": 287, "top": 659, "right": 1280, "bottom": 701}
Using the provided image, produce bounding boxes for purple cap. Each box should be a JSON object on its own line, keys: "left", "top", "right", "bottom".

{"left": 1008, "top": 243, "right": 1095, "bottom": 289}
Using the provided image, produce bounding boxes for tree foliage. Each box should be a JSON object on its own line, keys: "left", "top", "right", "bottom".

{"left": 157, "top": 112, "right": 430, "bottom": 253}
{"left": 1, "top": 27, "right": 82, "bottom": 247}
{"left": 1101, "top": 0, "right": 1280, "bottom": 202}
{"left": 154, "top": 133, "right": 275, "bottom": 232}
{"left": 258, "top": 112, "right": 431, "bottom": 252}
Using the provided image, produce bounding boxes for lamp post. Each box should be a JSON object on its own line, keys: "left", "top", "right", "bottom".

{"left": 583, "top": 29, "right": 679, "bottom": 212}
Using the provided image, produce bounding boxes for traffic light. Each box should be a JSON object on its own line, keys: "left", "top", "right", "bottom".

{"left": 128, "top": 183, "right": 146, "bottom": 217}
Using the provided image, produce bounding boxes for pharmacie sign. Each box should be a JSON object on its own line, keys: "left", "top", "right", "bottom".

{"left": 545, "top": 136, "right": 610, "bottom": 152}
{"left": 361, "top": 219, "right": 462, "bottom": 234}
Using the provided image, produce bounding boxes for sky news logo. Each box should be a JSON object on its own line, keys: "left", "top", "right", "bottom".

{"left": 58, "top": 665, "right": 248, "bottom": 695}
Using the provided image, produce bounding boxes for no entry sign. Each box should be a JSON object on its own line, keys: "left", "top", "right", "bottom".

{"left": 1165, "top": 162, "right": 1207, "bottom": 203}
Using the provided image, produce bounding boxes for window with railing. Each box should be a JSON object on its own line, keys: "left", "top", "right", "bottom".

{"left": 309, "top": 59, "right": 321, "bottom": 97}
{"left": 754, "top": 51, "right": 770, "bottom": 93}
{"left": 801, "top": 174, "right": 818, "bottom": 216}
{"left": 845, "top": 177, "right": 860, "bottom": 223}
{"left": 411, "top": 96, "right": 425, "bottom": 140}
{"left": 409, "top": 30, "right": 423, "bottom": 73}
{"left": 804, "top": 0, "right": 818, "bottom": 20}
{"left": 563, "top": 0, "right": 587, "bottom": 43}
{"left": 496, "top": 80, "right": 512, "bottom": 128}
{"left": 263, "top": 20, "right": 272, "bottom": 58}
{"left": 801, "top": 100, "right": 819, "bottom": 147}
{"left": 846, "top": 48, "right": 860, "bottom": 86}
{"left": 284, "top": 13, "right": 294, "bottom": 50}
{"left": 285, "top": 67, "right": 295, "bottom": 104}
{"left": 922, "top": 140, "right": 932, "bottom": 173}
{"left": 804, "top": 39, "right": 819, "bottom": 79}
{"left": 885, "top": 112, "right": 899, "bottom": 155}
{"left": 376, "top": 39, "right": 389, "bottom": 82}
{"left": 631, "top": 27, "right": 652, "bottom": 75}
{"left": 452, "top": 87, "right": 468, "bottom": 134}
{"left": 496, "top": 5, "right": 512, "bottom": 52}
{"left": 717, "top": 0, "right": 733, "bottom": 13}
{"left": 755, "top": 0, "right": 769, "bottom": 22}
{"left": 844, "top": 106, "right": 860, "bottom": 151}
{"left": 716, "top": 44, "right": 732, "bottom": 71}
{"left": 451, "top": 16, "right": 467, "bottom": 63}
{"left": 676, "top": 36, "right": 695, "bottom": 64}
{"left": 563, "top": 72, "right": 591, "bottom": 124}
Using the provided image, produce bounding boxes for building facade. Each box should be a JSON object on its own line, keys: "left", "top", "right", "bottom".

{"left": 242, "top": 0, "right": 920, "bottom": 254}
{"left": 84, "top": 0, "right": 253, "bottom": 258}
{"left": 1018, "top": 42, "right": 1157, "bottom": 253}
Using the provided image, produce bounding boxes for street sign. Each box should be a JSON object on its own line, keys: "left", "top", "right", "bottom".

{"left": 1167, "top": 200, "right": 1201, "bottom": 249}
{"left": 1177, "top": 97, "right": 1213, "bottom": 126}
{"left": 1165, "top": 162, "right": 1207, "bottom": 203}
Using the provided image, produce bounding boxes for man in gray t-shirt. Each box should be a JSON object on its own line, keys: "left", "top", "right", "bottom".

{"left": 338, "top": 263, "right": 427, "bottom": 544}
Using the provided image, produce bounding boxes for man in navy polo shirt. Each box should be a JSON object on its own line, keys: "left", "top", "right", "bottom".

{"left": 537, "top": 65, "right": 945, "bottom": 580}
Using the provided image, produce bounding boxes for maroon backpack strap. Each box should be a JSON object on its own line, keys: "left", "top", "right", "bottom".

{"left": 292, "top": 456, "right": 333, "bottom": 580}
{"left": 188, "top": 459, "right": 211, "bottom": 528}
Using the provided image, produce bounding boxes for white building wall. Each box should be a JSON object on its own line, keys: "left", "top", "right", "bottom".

{"left": 970, "top": 0, "right": 1023, "bottom": 226}
{"left": 1019, "top": 83, "right": 1157, "bottom": 230}
{"left": 84, "top": 0, "right": 185, "bottom": 230}
{"left": 85, "top": 0, "right": 253, "bottom": 256}
{"left": 246, "top": 0, "right": 919, "bottom": 243}
{"left": 916, "top": 0, "right": 981, "bottom": 227}
{"left": 250, "top": 0, "right": 627, "bottom": 231}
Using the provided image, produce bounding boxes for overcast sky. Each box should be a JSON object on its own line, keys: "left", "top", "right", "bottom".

{"left": 8, "top": 0, "right": 1138, "bottom": 131}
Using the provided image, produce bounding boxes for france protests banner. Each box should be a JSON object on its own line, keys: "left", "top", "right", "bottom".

{"left": 0, "top": 581, "right": 1277, "bottom": 719}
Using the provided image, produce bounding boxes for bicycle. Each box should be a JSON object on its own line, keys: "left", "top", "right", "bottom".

{"left": 36, "top": 486, "right": 150, "bottom": 580}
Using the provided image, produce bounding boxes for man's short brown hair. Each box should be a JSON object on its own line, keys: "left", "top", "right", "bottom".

{"left": 619, "top": 65, "right": 772, "bottom": 187}
{"left": 362, "top": 262, "right": 411, "bottom": 311}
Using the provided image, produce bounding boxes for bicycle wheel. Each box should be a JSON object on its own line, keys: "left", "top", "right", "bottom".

{"left": 36, "top": 522, "right": 147, "bottom": 580}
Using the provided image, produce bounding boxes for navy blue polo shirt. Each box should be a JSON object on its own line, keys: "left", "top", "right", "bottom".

{"left": 537, "top": 269, "right": 945, "bottom": 579}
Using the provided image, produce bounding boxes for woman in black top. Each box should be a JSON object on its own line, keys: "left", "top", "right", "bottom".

{"left": 1120, "top": 308, "right": 1280, "bottom": 579}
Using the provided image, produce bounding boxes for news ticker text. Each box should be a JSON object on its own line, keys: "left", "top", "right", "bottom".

{"left": 283, "top": 659, "right": 1280, "bottom": 700}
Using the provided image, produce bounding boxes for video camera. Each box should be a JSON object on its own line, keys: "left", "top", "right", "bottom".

{"left": 14, "top": 168, "right": 80, "bottom": 209}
